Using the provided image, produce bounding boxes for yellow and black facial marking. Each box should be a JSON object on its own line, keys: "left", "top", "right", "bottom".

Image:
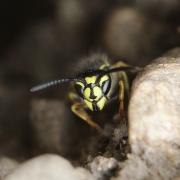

{"left": 74, "top": 74, "right": 111, "bottom": 111}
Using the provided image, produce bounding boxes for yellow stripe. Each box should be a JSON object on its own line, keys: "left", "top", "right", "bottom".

{"left": 93, "top": 86, "right": 102, "bottom": 100}
{"left": 84, "top": 100, "right": 93, "bottom": 111}
{"left": 76, "top": 81, "right": 85, "bottom": 88}
{"left": 83, "top": 87, "right": 91, "bottom": 100}
{"left": 99, "top": 75, "right": 109, "bottom": 86}
{"left": 119, "top": 80, "right": 124, "bottom": 101}
{"left": 100, "top": 64, "right": 109, "bottom": 69}
{"left": 85, "top": 76, "right": 97, "bottom": 84}
{"left": 97, "top": 97, "right": 107, "bottom": 111}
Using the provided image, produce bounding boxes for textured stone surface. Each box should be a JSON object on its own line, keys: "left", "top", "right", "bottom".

{"left": 88, "top": 156, "right": 119, "bottom": 180}
{"left": 129, "top": 48, "right": 180, "bottom": 156}
{"left": 113, "top": 48, "right": 180, "bottom": 180}
{"left": 0, "top": 157, "right": 19, "bottom": 180}
{"left": 4, "top": 154, "right": 94, "bottom": 180}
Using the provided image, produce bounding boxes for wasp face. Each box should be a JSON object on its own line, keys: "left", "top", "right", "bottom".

{"left": 75, "top": 75, "right": 111, "bottom": 111}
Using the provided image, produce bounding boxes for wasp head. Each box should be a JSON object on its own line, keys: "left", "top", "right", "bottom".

{"left": 74, "top": 74, "right": 111, "bottom": 111}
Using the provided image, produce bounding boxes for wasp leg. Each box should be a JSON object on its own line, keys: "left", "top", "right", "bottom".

{"left": 69, "top": 92, "right": 102, "bottom": 131}
{"left": 119, "top": 80, "right": 125, "bottom": 119}
{"left": 111, "top": 60, "right": 130, "bottom": 99}
{"left": 68, "top": 92, "right": 79, "bottom": 101}
{"left": 120, "top": 71, "right": 129, "bottom": 98}
{"left": 112, "top": 60, "right": 143, "bottom": 73}
{"left": 111, "top": 61, "right": 130, "bottom": 69}
{"left": 118, "top": 72, "right": 129, "bottom": 120}
{"left": 71, "top": 102, "right": 103, "bottom": 132}
{"left": 110, "top": 61, "right": 130, "bottom": 120}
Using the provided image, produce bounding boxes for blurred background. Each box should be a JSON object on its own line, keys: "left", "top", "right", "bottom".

{"left": 0, "top": 0, "right": 179, "bottom": 162}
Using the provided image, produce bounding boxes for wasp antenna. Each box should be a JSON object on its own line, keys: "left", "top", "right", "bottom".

{"left": 30, "top": 78, "right": 75, "bottom": 92}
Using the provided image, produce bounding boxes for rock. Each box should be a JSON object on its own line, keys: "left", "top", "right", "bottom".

{"left": 129, "top": 47, "right": 180, "bottom": 155}
{"left": 30, "top": 99, "right": 81, "bottom": 157}
{"left": 30, "top": 99, "right": 93, "bottom": 161}
{"left": 102, "top": 7, "right": 177, "bottom": 66}
{"left": 88, "top": 156, "right": 119, "bottom": 180}
{"left": 56, "top": 0, "right": 113, "bottom": 61}
{"left": 30, "top": 99, "right": 67, "bottom": 154}
{"left": 0, "top": 83, "right": 30, "bottom": 159}
{"left": 4, "top": 154, "right": 94, "bottom": 180}
{"left": 113, "top": 48, "right": 180, "bottom": 180}
{"left": 0, "top": 157, "right": 19, "bottom": 180}
{"left": 75, "top": 167, "right": 95, "bottom": 180}
{"left": 135, "top": 0, "right": 180, "bottom": 19}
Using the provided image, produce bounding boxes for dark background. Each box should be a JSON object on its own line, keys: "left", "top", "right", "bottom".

{"left": 0, "top": 0, "right": 179, "bottom": 161}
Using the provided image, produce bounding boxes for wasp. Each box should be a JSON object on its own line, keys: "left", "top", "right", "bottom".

{"left": 31, "top": 54, "right": 141, "bottom": 132}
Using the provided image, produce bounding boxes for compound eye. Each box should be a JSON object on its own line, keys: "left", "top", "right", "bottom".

{"left": 75, "top": 83, "right": 84, "bottom": 98}
{"left": 102, "top": 79, "right": 111, "bottom": 95}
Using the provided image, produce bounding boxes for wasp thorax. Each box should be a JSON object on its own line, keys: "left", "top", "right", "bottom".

{"left": 74, "top": 74, "right": 111, "bottom": 111}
